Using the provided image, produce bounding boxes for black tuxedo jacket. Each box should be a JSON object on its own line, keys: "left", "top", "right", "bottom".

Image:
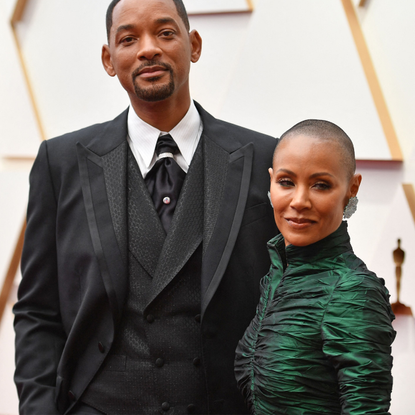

{"left": 14, "top": 102, "right": 278, "bottom": 414}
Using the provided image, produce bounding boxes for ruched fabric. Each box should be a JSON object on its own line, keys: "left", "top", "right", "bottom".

{"left": 235, "top": 221, "right": 395, "bottom": 414}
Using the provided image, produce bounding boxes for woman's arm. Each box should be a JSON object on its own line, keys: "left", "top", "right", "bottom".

{"left": 321, "top": 271, "right": 395, "bottom": 415}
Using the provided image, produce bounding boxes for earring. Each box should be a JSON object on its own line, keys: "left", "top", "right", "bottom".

{"left": 343, "top": 196, "right": 358, "bottom": 219}
{"left": 267, "top": 191, "right": 273, "bottom": 208}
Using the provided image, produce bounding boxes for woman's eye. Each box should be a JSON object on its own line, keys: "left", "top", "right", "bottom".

{"left": 313, "top": 182, "right": 331, "bottom": 190}
{"left": 277, "top": 179, "right": 294, "bottom": 187}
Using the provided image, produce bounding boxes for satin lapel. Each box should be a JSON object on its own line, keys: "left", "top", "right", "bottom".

{"left": 101, "top": 141, "right": 128, "bottom": 265}
{"left": 202, "top": 135, "right": 229, "bottom": 254}
{"left": 146, "top": 142, "right": 204, "bottom": 306}
{"left": 127, "top": 149, "right": 166, "bottom": 278}
{"left": 77, "top": 142, "right": 128, "bottom": 324}
{"left": 201, "top": 140, "right": 254, "bottom": 317}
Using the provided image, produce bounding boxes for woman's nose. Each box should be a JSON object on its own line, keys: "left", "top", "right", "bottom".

{"left": 290, "top": 187, "right": 312, "bottom": 211}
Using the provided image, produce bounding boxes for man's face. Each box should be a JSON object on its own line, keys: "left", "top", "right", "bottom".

{"left": 102, "top": 0, "right": 201, "bottom": 104}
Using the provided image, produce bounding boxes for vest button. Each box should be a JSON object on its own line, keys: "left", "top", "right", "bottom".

{"left": 156, "top": 358, "right": 165, "bottom": 368}
{"left": 162, "top": 402, "right": 170, "bottom": 411}
{"left": 193, "top": 357, "right": 201, "bottom": 367}
{"left": 68, "top": 390, "right": 76, "bottom": 401}
{"left": 98, "top": 342, "right": 105, "bottom": 353}
{"left": 194, "top": 314, "right": 201, "bottom": 323}
{"left": 187, "top": 404, "right": 196, "bottom": 413}
{"left": 146, "top": 314, "right": 155, "bottom": 323}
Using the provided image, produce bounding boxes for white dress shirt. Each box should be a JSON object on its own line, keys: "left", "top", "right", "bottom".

{"left": 127, "top": 101, "right": 203, "bottom": 178}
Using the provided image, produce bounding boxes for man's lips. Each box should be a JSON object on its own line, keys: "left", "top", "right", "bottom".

{"left": 137, "top": 66, "right": 168, "bottom": 78}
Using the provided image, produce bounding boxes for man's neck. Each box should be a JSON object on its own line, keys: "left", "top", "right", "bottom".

{"left": 130, "top": 95, "right": 192, "bottom": 132}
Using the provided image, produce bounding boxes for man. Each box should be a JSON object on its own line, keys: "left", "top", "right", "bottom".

{"left": 14, "top": 0, "right": 277, "bottom": 413}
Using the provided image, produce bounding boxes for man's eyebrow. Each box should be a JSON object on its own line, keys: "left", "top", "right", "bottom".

{"left": 155, "top": 17, "right": 178, "bottom": 26}
{"left": 115, "top": 18, "right": 178, "bottom": 35}
{"left": 116, "top": 24, "right": 135, "bottom": 34}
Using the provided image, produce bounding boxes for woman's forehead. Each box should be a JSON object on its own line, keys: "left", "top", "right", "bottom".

{"left": 274, "top": 134, "right": 343, "bottom": 160}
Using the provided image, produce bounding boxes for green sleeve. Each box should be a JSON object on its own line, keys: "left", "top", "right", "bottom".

{"left": 321, "top": 272, "right": 395, "bottom": 415}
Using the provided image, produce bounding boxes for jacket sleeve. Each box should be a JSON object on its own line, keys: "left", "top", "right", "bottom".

{"left": 321, "top": 272, "right": 395, "bottom": 415}
{"left": 14, "top": 140, "right": 65, "bottom": 415}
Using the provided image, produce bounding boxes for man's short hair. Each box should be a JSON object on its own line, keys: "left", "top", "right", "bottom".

{"left": 275, "top": 119, "right": 356, "bottom": 180}
{"left": 106, "top": 0, "right": 190, "bottom": 42}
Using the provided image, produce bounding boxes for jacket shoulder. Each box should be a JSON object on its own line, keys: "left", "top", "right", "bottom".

{"left": 45, "top": 109, "right": 128, "bottom": 153}
{"left": 194, "top": 101, "right": 277, "bottom": 149}
{"left": 217, "top": 118, "right": 277, "bottom": 146}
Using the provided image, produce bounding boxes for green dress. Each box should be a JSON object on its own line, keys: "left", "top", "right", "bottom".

{"left": 235, "top": 222, "right": 395, "bottom": 414}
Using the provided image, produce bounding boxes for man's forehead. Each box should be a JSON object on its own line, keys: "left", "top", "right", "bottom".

{"left": 113, "top": 0, "right": 177, "bottom": 15}
{"left": 115, "top": 0, "right": 177, "bottom": 24}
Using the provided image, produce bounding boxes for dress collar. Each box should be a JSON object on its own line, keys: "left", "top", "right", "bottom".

{"left": 268, "top": 221, "right": 352, "bottom": 269}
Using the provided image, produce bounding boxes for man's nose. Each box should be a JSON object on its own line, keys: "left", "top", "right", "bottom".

{"left": 138, "top": 34, "right": 162, "bottom": 60}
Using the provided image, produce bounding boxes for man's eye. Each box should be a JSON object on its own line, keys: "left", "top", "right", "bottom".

{"left": 160, "top": 30, "right": 175, "bottom": 37}
{"left": 121, "top": 36, "right": 134, "bottom": 43}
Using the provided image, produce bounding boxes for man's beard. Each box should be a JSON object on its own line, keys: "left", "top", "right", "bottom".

{"left": 132, "top": 62, "right": 175, "bottom": 102}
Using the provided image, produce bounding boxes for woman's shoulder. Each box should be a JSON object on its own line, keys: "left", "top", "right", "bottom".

{"left": 323, "top": 259, "right": 395, "bottom": 334}
{"left": 327, "top": 251, "right": 392, "bottom": 313}
{"left": 334, "top": 251, "right": 386, "bottom": 289}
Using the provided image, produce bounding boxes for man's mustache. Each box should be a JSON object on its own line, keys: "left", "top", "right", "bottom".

{"left": 132, "top": 61, "right": 173, "bottom": 79}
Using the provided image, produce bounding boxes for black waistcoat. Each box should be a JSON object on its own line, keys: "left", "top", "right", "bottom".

{"left": 81, "top": 144, "right": 208, "bottom": 414}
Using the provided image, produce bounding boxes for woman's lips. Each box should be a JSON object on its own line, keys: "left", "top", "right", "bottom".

{"left": 285, "top": 217, "right": 315, "bottom": 230}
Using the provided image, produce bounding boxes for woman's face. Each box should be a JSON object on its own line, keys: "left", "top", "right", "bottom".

{"left": 269, "top": 134, "right": 361, "bottom": 247}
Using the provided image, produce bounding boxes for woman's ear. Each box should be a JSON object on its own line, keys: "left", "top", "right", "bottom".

{"left": 348, "top": 173, "right": 362, "bottom": 198}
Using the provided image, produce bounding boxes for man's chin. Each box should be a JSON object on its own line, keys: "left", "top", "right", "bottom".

{"left": 134, "top": 83, "right": 174, "bottom": 102}
{"left": 139, "top": 94, "right": 171, "bottom": 103}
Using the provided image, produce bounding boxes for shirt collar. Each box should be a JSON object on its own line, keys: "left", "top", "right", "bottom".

{"left": 168, "top": 101, "right": 202, "bottom": 166}
{"left": 127, "top": 101, "right": 202, "bottom": 171}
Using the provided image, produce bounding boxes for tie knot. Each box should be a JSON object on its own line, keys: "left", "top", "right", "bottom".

{"left": 156, "top": 134, "right": 179, "bottom": 157}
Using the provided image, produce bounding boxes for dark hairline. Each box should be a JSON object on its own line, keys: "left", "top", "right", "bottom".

{"left": 106, "top": 0, "right": 190, "bottom": 43}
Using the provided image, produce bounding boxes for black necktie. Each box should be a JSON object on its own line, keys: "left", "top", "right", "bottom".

{"left": 145, "top": 134, "right": 186, "bottom": 233}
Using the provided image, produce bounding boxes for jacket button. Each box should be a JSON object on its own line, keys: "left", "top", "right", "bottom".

{"left": 98, "top": 342, "right": 105, "bottom": 353}
{"left": 68, "top": 390, "right": 76, "bottom": 401}
{"left": 193, "top": 357, "right": 201, "bottom": 367}
{"left": 194, "top": 314, "right": 201, "bottom": 323}
{"left": 162, "top": 402, "right": 170, "bottom": 411}
{"left": 187, "top": 404, "right": 196, "bottom": 413}
{"left": 146, "top": 314, "right": 155, "bottom": 323}
{"left": 156, "top": 358, "right": 165, "bottom": 368}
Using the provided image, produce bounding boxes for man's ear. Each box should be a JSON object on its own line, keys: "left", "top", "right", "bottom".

{"left": 102, "top": 44, "right": 116, "bottom": 77}
{"left": 189, "top": 30, "right": 202, "bottom": 63}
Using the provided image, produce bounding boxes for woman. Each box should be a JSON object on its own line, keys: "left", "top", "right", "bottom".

{"left": 235, "top": 120, "right": 395, "bottom": 414}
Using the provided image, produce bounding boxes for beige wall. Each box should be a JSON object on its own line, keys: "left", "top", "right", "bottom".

{"left": 1, "top": 0, "right": 414, "bottom": 413}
